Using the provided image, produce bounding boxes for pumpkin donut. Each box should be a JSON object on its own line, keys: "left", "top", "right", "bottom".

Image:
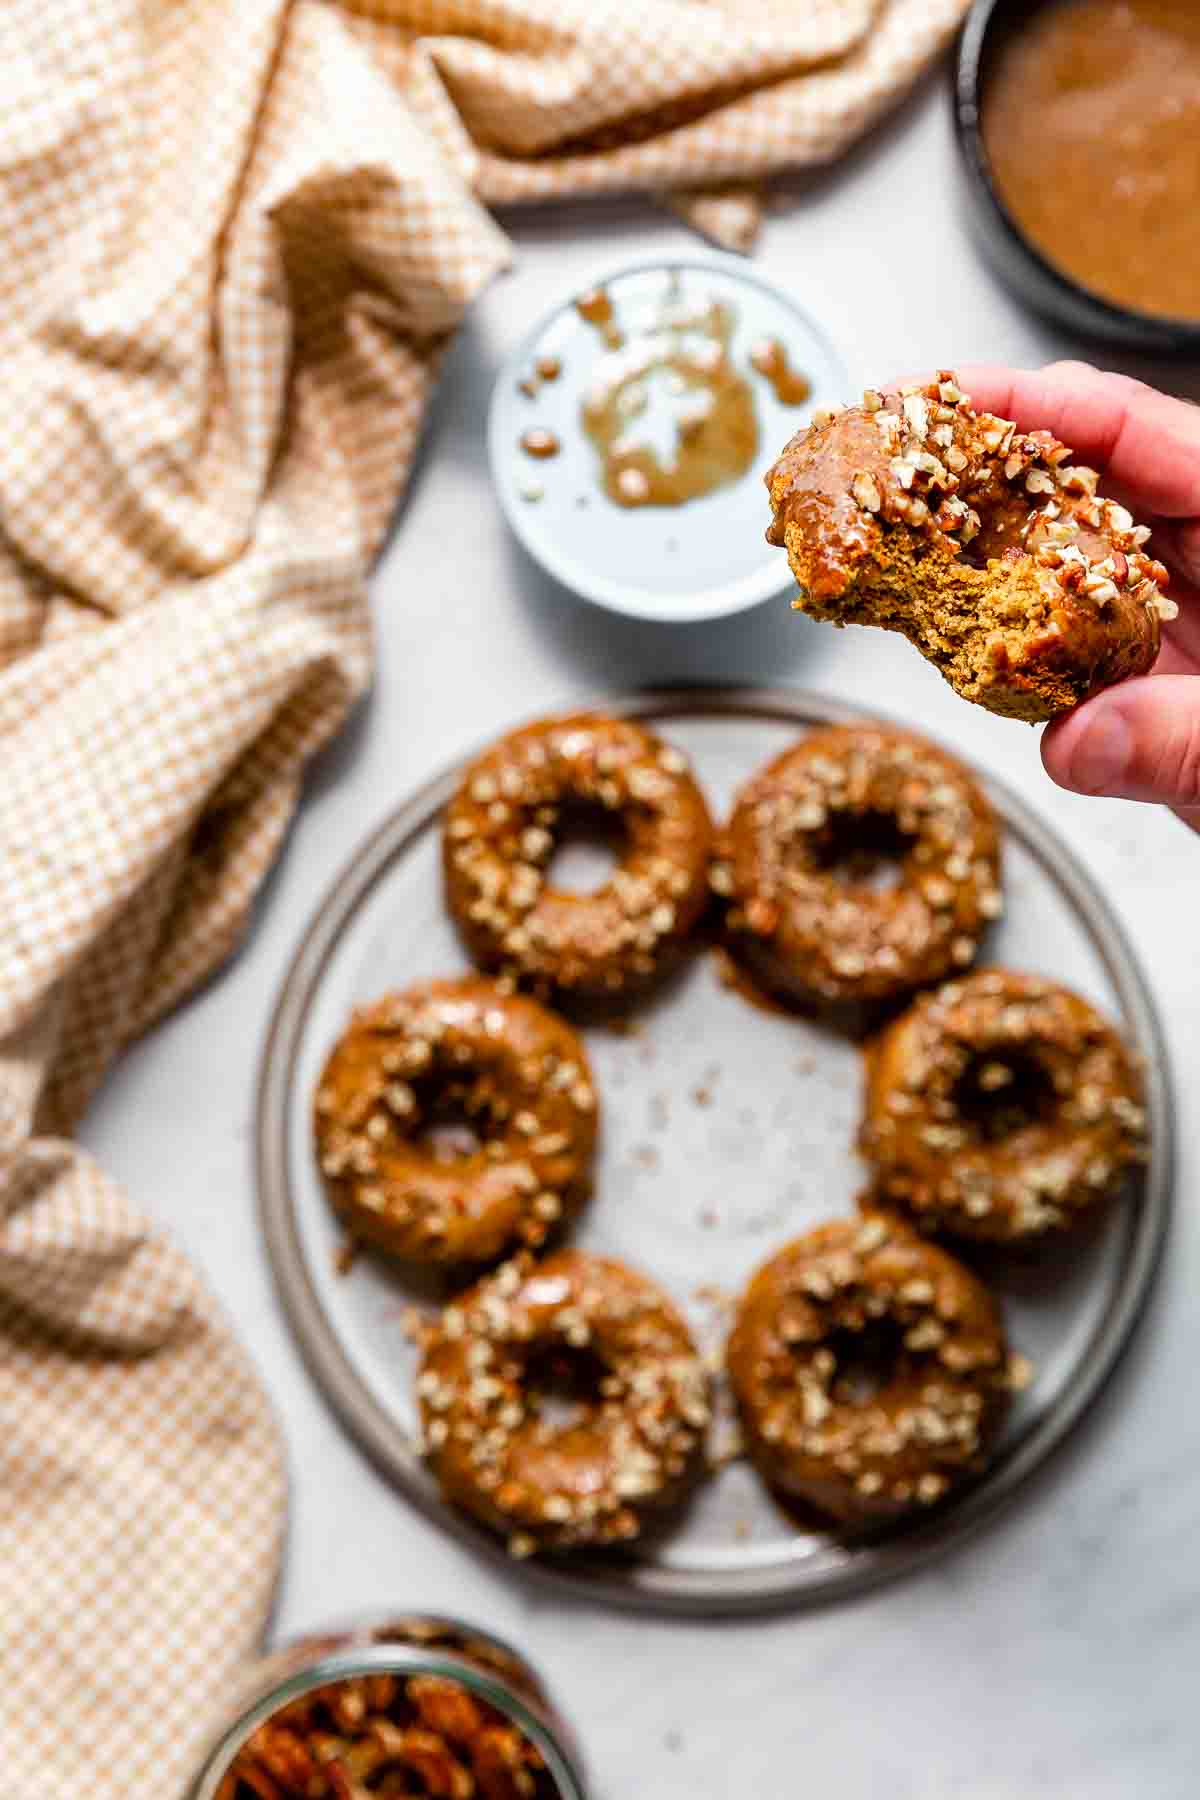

{"left": 860, "top": 969, "right": 1147, "bottom": 1243}
{"left": 727, "top": 1217, "right": 1010, "bottom": 1525}
{"left": 443, "top": 712, "right": 714, "bottom": 1000}
{"left": 314, "top": 978, "right": 597, "bottom": 1265}
{"left": 418, "top": 1249, "right": 710, "bottom": 1557}
{"left": 714, "top": 724, "right": 1002, "bottom": 1006}
{"left": 765, "top": 372, "right": 1174, "bottom": 722}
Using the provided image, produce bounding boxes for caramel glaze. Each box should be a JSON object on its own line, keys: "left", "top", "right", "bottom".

{"left": 443, "top": 711, "right": 714, "bottom": 1002}
{"left": 313, "top": 978, "right": 598, "bottom": 1266}
{"left": 859, "top": 968, "right": 1147, "bottom": 1245}
{"left": 728, "top": 1217, "right": 1009, "bottom": 1526}
{"left": 582, "top": 299, "right": 758, "bottom": 510}
{"left": 984, "top": 0, "right": 1200, "bottom": 321}
{"left": 420, "top": 1249, "right": 710, "bottom": 1554}
{"left": 749, "top": 337, "right": 812, "bottom": 406}
{"left": 713, "top": 725, "right": 1002, "bottom": 1007}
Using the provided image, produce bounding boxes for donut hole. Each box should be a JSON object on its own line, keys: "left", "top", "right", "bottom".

{"left": 952, "top": 1049, "right": 1058, "bottom": 1143}
{"left": 524, "top": 1341, "right": 610, "bottom": 1430}
{"left": 545, "top": 801, "right": 630, "bottom": 895}
{"left": 807, "top": 808, "right": 917, "bottom": 894}
{"left": 822, "top": 1319, "right": 905, "bottom": 1406}
{"left": 409, "top": 1075, "right": 501, "bottom": 1164}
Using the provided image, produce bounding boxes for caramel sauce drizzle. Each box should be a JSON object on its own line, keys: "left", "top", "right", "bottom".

{"left": 520, "top": 428, "right": 561, "bottom": 459}
{"left": 575, "top": 286, "right": 624, "bottom": 349}
{"left": 749, "top": 337, "right": 812, "bottom": 406}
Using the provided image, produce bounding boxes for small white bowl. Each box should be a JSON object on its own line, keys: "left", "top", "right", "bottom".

{"left": 487, "top": 255, "right": 849, "bottom": 624}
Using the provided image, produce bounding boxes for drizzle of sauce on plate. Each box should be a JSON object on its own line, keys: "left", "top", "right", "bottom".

{"left": 520, "top": 428, "right": 561, "bottom": 459}
{"left": 575, "top": 286, "right": 624, "bottom": 349}
{"left": 518, "top": 356, "right": 565, "bottom": 400}
{"left": 749, "top": 337, "right": 812, "bottom": 406}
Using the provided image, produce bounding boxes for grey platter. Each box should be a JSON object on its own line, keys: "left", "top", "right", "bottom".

{"left": 257, "top": 688, "right": 1173, "bottom": 1615}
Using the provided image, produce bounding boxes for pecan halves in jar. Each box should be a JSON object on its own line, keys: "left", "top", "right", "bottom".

{"left": 240, "top": 1724, "right": 324, "bottom": 1793}
{"left": 472, "top": 1723, "right": 545, "bottom": 1800}
{"left": 408, "top": 1674, "right": 487, "bottom": 1743}
{"left": 221, "top": 1669, "right": 558, "bottom": 1799}
{"left": 215, "top": 1768, "right": 282, "bottom": 1800}
{"left": 354, "top": 1722, "right": 473, "bottom": 1797}
{"left": 408, "top": 1677, "right": 544, "bottom": 1799}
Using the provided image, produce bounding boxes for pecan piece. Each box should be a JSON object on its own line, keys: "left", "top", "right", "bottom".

{"left": 409, "top": 1674, "right": 486, "bottom": 1744}
{"left": 473, "top": 1724, "right": 543, "bottom": 1800}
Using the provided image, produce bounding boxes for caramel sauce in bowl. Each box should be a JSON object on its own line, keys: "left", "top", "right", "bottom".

{"left": 581, "top": 299, "right": 759, "bottom": 509}
{"left": 956, "top": 0, "right": 1200, "bottom": 350}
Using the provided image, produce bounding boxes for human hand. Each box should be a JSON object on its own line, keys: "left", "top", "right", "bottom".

{"left": 959, "top": 361, "right": 1200, "bottom": 834}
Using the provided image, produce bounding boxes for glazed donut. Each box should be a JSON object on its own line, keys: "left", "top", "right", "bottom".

{"left": 443, "top": 712, "right": 714, "bottom": 1000}
{"left": 314, "top": 978, "right": 597, "bottom": 1265}
{"left": 765, "top": 372, "right": 1174, "bottom": 722}
{"left": 860, "top": 969, "right": 1147, "bottom": 1243}
{"left": 727, "top": 1217, "right": 1009, "bottom": 1525}
{"left": 714, "top": 724, "right": 1002, "bottom": 1006}
{"left": 418, "top": 1249, "right": 710, "bottom": 1556}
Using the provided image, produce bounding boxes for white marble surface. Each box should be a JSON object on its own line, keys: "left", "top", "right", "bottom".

{"left": 81, "top": 73, "right": 1200, "bottom": 1800}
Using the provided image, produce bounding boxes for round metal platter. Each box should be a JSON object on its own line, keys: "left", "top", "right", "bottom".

{"left": 257, "top": 689, "right": 1173, "bottom": 1614}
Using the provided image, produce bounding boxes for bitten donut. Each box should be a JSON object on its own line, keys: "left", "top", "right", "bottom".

{"left": 418, "top": 1249, "right": 711, "bottom": 1557}
{"left": 727, "top": 1217, "right": 1010, "bottom": 1525}
{"left": 444, "top": 712, "right": 714, "bottom": 1000}
{"left": 713, "top": 724, "right": 1002, "bottom": 1006}
{"left": 860, "top": 969, "right": 1147, "bottom": 1243}
{"left": 765, "top": 372, "right": 1174, "bottom": 722}
{"left": 314, "top": 978, "right": 597, "bottom": 1265}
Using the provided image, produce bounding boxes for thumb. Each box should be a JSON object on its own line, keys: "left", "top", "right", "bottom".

{"left": 1042, "top": 676, "right": 1200, "bottom": 814}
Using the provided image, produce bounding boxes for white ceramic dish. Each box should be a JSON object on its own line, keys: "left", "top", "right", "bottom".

{"left": 486, "top": 258, "right": 848, "bottom": 623}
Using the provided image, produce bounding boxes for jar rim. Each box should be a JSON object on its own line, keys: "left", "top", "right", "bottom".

{"left": 187, "top": 1641, "right": 587, "bottom": 1800}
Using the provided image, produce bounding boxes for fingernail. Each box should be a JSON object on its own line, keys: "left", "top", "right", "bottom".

{"left": 1067, "top": 709, "right": 1132, "bottom": 795}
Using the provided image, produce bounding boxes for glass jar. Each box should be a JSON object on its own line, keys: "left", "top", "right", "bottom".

{"left": 185, "top": 1613, "right": 587, "bottom": 1799}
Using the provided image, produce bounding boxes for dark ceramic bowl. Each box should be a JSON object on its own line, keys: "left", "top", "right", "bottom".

{"left": 955, "top": 0, "right": 1200, "bottom": 354}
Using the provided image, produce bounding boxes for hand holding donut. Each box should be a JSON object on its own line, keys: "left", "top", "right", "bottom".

{"left": 961, "top": 362, "right": 1200, "bottom": 833}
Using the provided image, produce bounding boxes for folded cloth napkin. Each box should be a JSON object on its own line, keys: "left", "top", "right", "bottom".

{"left": 0, "top": 3, "right": 968, "bottom": 1795}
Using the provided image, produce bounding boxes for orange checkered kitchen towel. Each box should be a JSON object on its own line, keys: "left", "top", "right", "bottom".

{"left": 0, "top": 2, "right": 968, "bottom": 1794}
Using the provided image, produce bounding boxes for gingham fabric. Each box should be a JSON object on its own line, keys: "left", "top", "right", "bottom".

{"left": 0, "top": 3, "right": 968, "bottom": 1796}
